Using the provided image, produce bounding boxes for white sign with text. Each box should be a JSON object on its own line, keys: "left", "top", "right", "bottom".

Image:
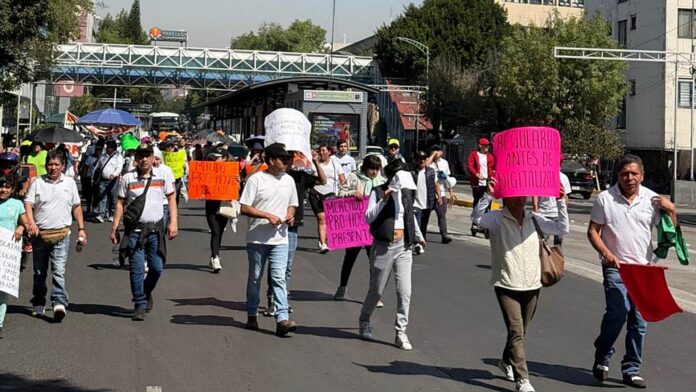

{"left": 0, "top": 227, "right": 22, "bottom": 298}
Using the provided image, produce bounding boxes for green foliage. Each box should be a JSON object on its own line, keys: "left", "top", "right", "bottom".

{"left": 374, "top": 0, "right": 510, "bottom": 83}
{"left": 68, "top": 94, "right": 98, "bottom": 116}
{"left": 231, "top": 19, "right": 326, "bottom": 52}
{"left": 495, "top": 13, "right": 628, "bottom": 159}
{"left": 95, "top": 1, "right": 147, "bottom": 45}
{"left": 0, "top": 0, "right": 92, "bottom": 98}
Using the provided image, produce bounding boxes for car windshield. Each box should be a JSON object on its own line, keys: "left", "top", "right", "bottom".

{"left": 562, "top": 160, "right": 586, "bottom": 171}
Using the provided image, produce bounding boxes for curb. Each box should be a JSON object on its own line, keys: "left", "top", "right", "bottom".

{"left": 452, "top": 198, "right": 501, "bottom": 210}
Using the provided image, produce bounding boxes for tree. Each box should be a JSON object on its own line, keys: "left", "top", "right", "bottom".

{"left": 0, "top": 0, "right": 92, "bottom": 101}
{"left": 68, "top": 94, "right": 99, "bottom": 116}
{"left": 374, "top": 0, "right": 510, "bottom": 83}
{"left": 124, "top": 0, "right": 148, "bottom": 45}
{"left": 230, "top": 19, "right": 326, "bottom": 52}
{"left": 495, "top": 13, "right": 628, "bottom": 159}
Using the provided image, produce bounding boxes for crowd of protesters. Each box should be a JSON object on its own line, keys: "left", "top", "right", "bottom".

{"left": 0, "top": 105, "right": 680, "bottom": 392}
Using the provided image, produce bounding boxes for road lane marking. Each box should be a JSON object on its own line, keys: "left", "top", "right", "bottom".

{"left": 146, "top": 387, "right": 163, "bottom": 392}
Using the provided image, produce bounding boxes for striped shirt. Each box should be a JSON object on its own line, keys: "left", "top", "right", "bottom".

{"left": 118, "top": 167, "right": 174, "bottom": 223}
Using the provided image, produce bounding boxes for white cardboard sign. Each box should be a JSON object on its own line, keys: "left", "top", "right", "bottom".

{"left": 0, "top": 227, "right": 22, "bottom": 298}
{"left": 264, "top": 108, "right": 312, "bottom": 162}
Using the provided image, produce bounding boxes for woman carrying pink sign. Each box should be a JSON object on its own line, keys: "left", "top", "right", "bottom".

{"left": 472, "top": 176, "right": 569, "bottom": 392}
{"left": 333, "top": 155, "right": 385, "bottom": 302}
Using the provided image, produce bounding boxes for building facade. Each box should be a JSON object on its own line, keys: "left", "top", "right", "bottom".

{"left": 586, "top": 1, "right": 696, "bottom": 184}
{"left": 496, "top": 0, "right": 585, "bottom": 26}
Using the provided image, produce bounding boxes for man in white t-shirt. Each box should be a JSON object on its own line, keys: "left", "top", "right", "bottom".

{"left": 427, "top": 145, "right": 452, "bottom": 243}
{"left": 110, "top": 143, "right": 178, "bottom": 321}
{"left": 94, "top": 140, "right": 124, "bottom": 223}
{"left": 335, "top": 139, "right": 357, "bottom": 177}
{"left": 587, "top": 154, "right": 676, "bottom": 389}
{"left": 533, "top": 159, "right": 572, "bottom": 245}
{"left": 240, "top": 143, "right": 299, "bottom": 337}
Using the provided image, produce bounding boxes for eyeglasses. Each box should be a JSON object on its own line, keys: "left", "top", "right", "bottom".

{"left": 389, "top": 145, "right": 399, "bottom": 149}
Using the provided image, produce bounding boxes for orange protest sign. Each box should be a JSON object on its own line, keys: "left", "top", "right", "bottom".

{"left": 188, "top": 161, "right": 240, "bottom": 200}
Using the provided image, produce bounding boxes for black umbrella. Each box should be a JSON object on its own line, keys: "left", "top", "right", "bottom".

{"left": 27, "top": 125, "right": 84, "bottom": 144}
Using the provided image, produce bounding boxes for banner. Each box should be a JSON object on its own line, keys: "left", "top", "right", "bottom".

{"left": 324, "top": 197, "right": 373, "bottom": 250}
{"left": 0, "top": 227, "right": 23, "bottom": 298}
{"left": 264, "top": 108, "right": 312, "bottom": 162}
{"left": 188, "top": 161, "right": 240, "bottom": 201}
{"left": 162, "top": 150, "right": 186, "bottom": 179}
{"left": 619, "top": 263, "right": 683, "bottom": 322}
{"left": 492, "top": 126, "right": 561, "bottom": 198}
{"left": 53, "top": 82, "right": 84, "bottom": 97}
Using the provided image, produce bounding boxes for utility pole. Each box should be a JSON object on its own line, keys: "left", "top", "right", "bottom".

{"left": 554, "top": 46, "right": 695, "bottom": 201}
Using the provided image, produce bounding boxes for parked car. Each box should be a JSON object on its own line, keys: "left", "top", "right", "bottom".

{"left": 561, "top": 159, "right": 594, "bottom": 199}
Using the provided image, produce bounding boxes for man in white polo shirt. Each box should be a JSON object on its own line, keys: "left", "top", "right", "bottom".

{"left": 240, "top": 143, "right": 299, "bottom": 337}
{"left": 25, "top": 150, "right": 87, "bottom": 322}
{"left": 110, "top": 143, "right": 178, "bottom": 321}
{"left": 587, "top": 154, "right": 677, "bottom": 389}
{"left": 94, "top": 140, "right": 124, "bottom": 223}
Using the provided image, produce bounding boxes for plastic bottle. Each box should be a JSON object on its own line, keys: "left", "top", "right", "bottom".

{"left": 76, "top": 236, "right": 85, "bottom": 252}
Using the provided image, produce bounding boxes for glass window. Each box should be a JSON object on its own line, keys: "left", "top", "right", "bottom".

{"left": 618, "top": 20, "right": 627, "bottom": 46}
{"left": 629, "top": 79, "right": 636, "bottom": 96}
{"left": 617, "top": 98, "right": 626, "bottom": 129}
{"left": 678, "top": 9, "right": 694, "bottom": 39}
{"left": 679, "top": 80, "right": 693, "bottom": 108}
{"left": 630, "top": 15, "right": 637, "bottom": 30}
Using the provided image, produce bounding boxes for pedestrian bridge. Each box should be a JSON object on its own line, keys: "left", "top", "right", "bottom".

{"left": 51, "top": 43, "right": 376, "bottom": 90}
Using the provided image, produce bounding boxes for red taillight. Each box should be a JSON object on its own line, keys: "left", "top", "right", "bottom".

{"left": 583, "top": 173, "right": 593, "bottom": 180}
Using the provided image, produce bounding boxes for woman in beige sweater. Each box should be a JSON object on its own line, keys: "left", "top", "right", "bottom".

{"left": 472, "top": 177, "right": 569, "bottom": 392}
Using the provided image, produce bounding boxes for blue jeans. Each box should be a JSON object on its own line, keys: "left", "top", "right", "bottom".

{"left": 97, "top": 179, "right": 117, "bottom": 218}
{"left": 594, "top": 267, "right": 647, "bottom": 375}
{"left": 247, "top": 243, "right": 290, "bottom": 322}
{"left": 31, "top": 236, "right": 70, "bottom": 307}
{"left": 128, "top": 231, "right": 164, "bottom": 309}
{"left": 267, "top": 227, "right": 298, "bottom": 298}
{"left": 163, "top": 205, "right": 169, "bottom": 228}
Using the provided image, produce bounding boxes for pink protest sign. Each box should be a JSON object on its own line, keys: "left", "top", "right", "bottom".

{"left": 324, "top": 197, "right": 373, "bottom": 250}
{"left": 492, "top": 126, "right": 561, "bottom": 198}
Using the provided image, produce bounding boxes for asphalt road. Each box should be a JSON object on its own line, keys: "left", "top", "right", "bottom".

{"left": 1, "top": 201, "right": 695, "bottom": 392}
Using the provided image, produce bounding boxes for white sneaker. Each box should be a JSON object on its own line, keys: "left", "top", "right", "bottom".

{"left": 395, "top": 331, "right": 412, "bottom": 350}
{"left": 31, "top": 305, "right": 45, "bottom": 317}
{"left": 95, "top": 216, "right": 104, "bottom": 223}
{"left": 414, "top": 244, "right": 425, "bottom": 255}
{"left": 107, "top": 216, "right": 114, "bottom": 222}
{"left": 319, "top": 242, "right": 329, "bottom": 254}
{"left": 376, "top": 300, "right": 384, "bottom": 308}
{"left": 209, "top": 256, "right": 222, "bottom": 273}
{"left": 359, "top": 320, "right": 372, "bottom": 340}
{"left": 53, "top": 304, "right": 67, "bottom": 322}
{"left": 498, "top": 360, "right": 514, "bottom": 382}
{"left": 515, "top": 379, "right": 535, "bottom": 392}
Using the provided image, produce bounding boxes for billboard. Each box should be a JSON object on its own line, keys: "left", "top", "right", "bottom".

{"left": 149, "top": 27, "right": 187, "bottom": 43}
{"left": 309, "top": 113, "right": 360, "bottom": 150}
{"left": 54, "top": 82, "right": 84, "bottom": 97}
{"left": 304, "top": 90, "right": 363, "bottom": 103}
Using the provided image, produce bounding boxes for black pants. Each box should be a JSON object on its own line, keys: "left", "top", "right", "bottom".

{"left": 418, "top": 201, "right": 449, "bottom": 241}
{"left": 472, "top": 186, "right": 487, "bottom": 208}
{"left": 205, "top": 200, "right": 228, "bottom": 258}
{"left": 340, "top": 246, "right": 371, "bottom": 287}
{"left": 82, "top": 176, "right": 94, "bottom": 212}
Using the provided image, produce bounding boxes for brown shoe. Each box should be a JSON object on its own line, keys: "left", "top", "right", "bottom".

{"left": 275, "top": 320, "right": 297, "bottom": 336}
{"left": 246, "top": 316, "right": 259, "bottom": 331}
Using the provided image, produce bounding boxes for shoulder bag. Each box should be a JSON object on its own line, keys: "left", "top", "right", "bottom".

{"left": 531, "top": 216, "right": 565, "bottom": 287}
{"left": 123, "top": 176, "right": 153, "bottom": 228}
{"left": 217, "top": 200, "right": 240, "bottom": 219}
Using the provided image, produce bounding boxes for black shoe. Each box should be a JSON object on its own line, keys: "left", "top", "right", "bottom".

{"left": 246, "top": 316, "right": 259, "bottom": 331}
{"left": 145, "top": 294, "right": 154, "bottom": 313}
{"left": 623, "top": 374, "right": 647, "bottom": 389}
{"left": 132, "top": 307, "right": 146, "bottom": 321}
{"left": 592, "top": 363, "right": 609, "bottom": 382}
{"left": 0, "top": 327, "right": 4, "bottom": 339}
{"left": 442, "top": 237, "right": 452, "bottom": 244}
{"left": 275, "top": 320, "right": 297, "bottom": 337}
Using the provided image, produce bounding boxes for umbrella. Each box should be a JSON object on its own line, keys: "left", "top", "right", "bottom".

{"left": 76, "top": 109, "right": 142, "bottom": 126}
{"left": 244, "top": 135, "right": 265, "bottom": 149}
{"left": 227, "top": 141, "right": 248, "bottom": 158}
{"left": 205, "top": 131, "right": 230, "bottom": 144}
{"left": 26, "top": 125, "right": 84, "bottom": 144}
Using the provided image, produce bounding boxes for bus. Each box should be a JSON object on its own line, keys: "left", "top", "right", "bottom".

{"left": 147, "top": 112, "right": 180, "bottom": 133}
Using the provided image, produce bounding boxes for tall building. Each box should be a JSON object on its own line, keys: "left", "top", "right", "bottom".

{"left": 585, "top": 1, "right": 695, "bottom": 184}
{"left": 496, "top": 0, "right": 585, "bottom": 26}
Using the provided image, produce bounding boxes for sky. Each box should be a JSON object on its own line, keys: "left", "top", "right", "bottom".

{"left": 98, "top": 0, "right": 423, "bottom": 48}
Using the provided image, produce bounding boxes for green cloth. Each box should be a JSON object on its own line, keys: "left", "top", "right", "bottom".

{"left": 654, "top": 212, "right": 689, "bottom": 265}
{"left": 25, "top": 150, "right": 47, "bottom": 176}
{"left": 120, "top": 133, "right": 140, "bottom": 151}
{"left": 357, "top": 172, "right": 385, "bottom": 196}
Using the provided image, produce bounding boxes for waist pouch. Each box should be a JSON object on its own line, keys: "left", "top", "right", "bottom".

{"left": 38, "top": 227, "right": 70, "bottom": 245}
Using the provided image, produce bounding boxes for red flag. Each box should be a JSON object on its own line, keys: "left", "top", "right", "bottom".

{"left": 619, "top": 263, "right": 683, "bottom": 322}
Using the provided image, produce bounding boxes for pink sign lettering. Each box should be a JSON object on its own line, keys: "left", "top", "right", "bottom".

{"left": 324, "top": 197, "right": 373, "bottom": 250}
{"left": 493, "top": 126, "right": 561, "bottom": 198}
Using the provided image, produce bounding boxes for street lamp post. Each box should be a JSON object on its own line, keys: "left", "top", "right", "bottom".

{"left": 394, "top": 37, "right": 430, "bottom": 154}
